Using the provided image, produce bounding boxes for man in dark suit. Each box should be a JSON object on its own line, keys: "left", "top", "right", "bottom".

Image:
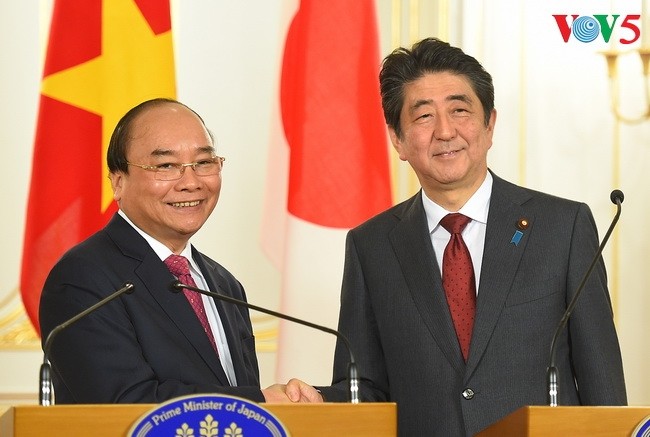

{"left": 318, "top": 38, "right": 627, "bottom": 435}
{"left": 39, "top": 98, "right": 319, "bottom": 404}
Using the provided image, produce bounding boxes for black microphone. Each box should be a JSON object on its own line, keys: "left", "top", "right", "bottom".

{"left": 546, "top": 189, "right": 624, "bottom": 406}
{"left": 169, "top": 280, "right": 360, "bottom": 403}
{"left": 39, "top": 281, "right": 135, "bottom": 406}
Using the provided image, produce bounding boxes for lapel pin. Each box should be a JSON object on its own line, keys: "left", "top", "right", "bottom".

{"left": 517, "top": 218, "right": 529, "bottom": 230}
{"left": 511, "top": 218, "right": 529, "bottom": 246}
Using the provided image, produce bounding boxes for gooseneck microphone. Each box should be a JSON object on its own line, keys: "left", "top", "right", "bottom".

{"left": 39, "top": 281, "right": 135, "bottom": 406}
{"left": 547, "top": 189, "right": 624, "bottom": 407}
{"left": 169, "top": 280, "right": 360, "bottom": 404}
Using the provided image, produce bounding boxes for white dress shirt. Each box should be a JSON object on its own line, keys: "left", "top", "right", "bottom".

{"left": 422, "top": 172, "right": 493, "bottom": 295}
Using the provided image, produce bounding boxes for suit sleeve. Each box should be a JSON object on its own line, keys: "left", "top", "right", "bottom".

{"left": 39, "top": 251, "right": 265, "bottom": 404}
{"left": 567, "top": 203, "right": 627, "bottom": 404}
{"left": 318, "top": 230, "right": 390, "bottom": 402}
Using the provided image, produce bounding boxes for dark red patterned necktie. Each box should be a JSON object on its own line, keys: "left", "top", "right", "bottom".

{"left": 164, "top": 255, "right": 218, "bottom": 355}
{"left": 440, "top": 213, "right": 476, "bottom": 362}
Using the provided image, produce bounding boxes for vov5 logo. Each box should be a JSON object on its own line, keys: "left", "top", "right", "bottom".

{"left": 553, "top": 14, "right": 641, "bottom": 43}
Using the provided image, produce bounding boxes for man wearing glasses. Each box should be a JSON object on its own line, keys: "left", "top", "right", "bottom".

{"left": 39, "top": 98, "right": 320, "bottom": 404}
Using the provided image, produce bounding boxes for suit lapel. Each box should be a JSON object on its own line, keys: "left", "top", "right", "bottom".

{"left": 465, "top": 175, "right": 534, "bottom": 376}
{"left": 106, "top": 215, "right": 231, "bottom": 385}
{"left": 389, "top": 192, "right": 466, "bottom": 373}
{"left": 193, "top": 252, "right": 253, "bottom": 386}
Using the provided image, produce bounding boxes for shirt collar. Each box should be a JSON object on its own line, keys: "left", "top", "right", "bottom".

{"left": 422, "top": 171, "right": 493, "bottom": 233}
{"left": 118, "top": 209, "right": 193, "bottom": 262}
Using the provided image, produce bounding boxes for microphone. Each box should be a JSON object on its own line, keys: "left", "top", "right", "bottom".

{"left": 39, "top": 281, "right": 135, "bottom": 406}
{"left": 546, "top": 189, "right": 624, "bottom": 406}
{"left": 169, "top": 280, "right": 360, "bottom": 403}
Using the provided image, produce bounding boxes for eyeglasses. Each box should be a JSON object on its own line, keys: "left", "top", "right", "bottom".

{"left": 126, "top": 156, "right": 225, "bottom": 181}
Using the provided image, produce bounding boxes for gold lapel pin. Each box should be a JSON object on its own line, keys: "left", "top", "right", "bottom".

{"left": 516, "top": 218, "right": 529, "bottom": 230}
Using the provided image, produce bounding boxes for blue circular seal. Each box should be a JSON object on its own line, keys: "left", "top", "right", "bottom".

{"left": 633, "top": 415, "right": 650, "bottom": 437}
{"left": 128, "top": 394, "right": 290, "bottom": 437}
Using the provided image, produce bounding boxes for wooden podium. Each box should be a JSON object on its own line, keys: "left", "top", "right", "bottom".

{"left": 477, "top": 406, "right": 650, "bottom": 436}
{"left": 0, "top": 402, "right": 396, "bottom": 437}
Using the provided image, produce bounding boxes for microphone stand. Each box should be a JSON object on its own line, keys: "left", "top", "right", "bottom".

{"left": 170, "top": 280, "right": 360, "bottom": 403}
{"left": 546, "top": 190, "right": 623, "bottom": 406}
{"left": 39, "top": 282, "right": 135, "bottom": 406}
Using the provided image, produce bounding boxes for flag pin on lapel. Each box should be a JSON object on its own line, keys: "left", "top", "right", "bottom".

{"left": 510, "top": 218, "right": 529, "bottom": 246}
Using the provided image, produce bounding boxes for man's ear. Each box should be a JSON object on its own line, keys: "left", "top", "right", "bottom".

{"left": 109, "top": 172, "right": 123, "bottom": 201}
{"left": 388, "top": 126, "right": 407, "bottom": 161}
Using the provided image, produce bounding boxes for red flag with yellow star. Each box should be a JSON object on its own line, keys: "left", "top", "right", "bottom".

{"left": 21, "top": 0, "right": 176, "bottom": 334}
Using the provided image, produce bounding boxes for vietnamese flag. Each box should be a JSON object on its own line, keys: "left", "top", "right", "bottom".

{"left": 21, "top": 0, "right": 175, "bottom": 334}
{"left": 262, "top": 0, "right": 392, "bottom": 383}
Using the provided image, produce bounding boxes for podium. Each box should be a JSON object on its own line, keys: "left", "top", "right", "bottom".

{"left": 477, "top": 406, "right": 650, "bottom": 436}
{"left": 0, "top": 402, "right": 396, "bottom": 436}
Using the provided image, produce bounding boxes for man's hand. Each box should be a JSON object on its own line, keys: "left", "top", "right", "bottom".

{"left": 262, "top": 378, "right": 324, "bottom": 403}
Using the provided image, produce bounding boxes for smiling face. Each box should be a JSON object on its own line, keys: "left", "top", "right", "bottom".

{"left": 389, "top": 71, "right": 496, "bottom": 210}
{"left": 109, "top": 103, "right": 221, "bottom": 253}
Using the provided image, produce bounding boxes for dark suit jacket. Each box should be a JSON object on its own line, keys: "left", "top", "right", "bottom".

{"left": 39, "top": 213, "right": 264, "bottom": 404}
{"left": 319, "top": 172, "right": 626, "bottom": 436}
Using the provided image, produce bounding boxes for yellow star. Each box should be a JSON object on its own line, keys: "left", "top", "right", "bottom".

{"left": 41, "top": 0, "right": 176, "bottom": 211}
